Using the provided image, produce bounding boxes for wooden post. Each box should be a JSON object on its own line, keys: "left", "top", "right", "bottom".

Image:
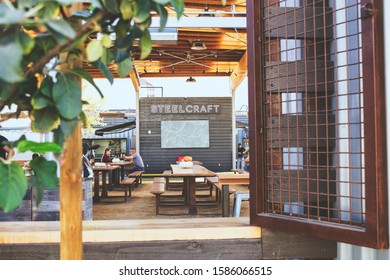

{"left": 60, "top": 122, "right": 83, "bottom": 259}
{"left": 59, "top": 3, "right": 84, "bottom": 260}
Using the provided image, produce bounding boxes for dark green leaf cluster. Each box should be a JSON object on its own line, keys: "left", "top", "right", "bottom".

{"left": 0, "top": 136, "right": 60, "bottom": 212}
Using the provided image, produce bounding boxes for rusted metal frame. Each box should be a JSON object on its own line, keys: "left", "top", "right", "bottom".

{"left": 276, "top": 0, "right": 283, "bottom": 214}
{"left": 249, "top": 0, "right": 388, "bottom": 248}
{"left": 302, "top": 1, "right": 312, "bottom": 219}
{"left": 292, "top": 0, "right": 303, "bottom": 217}
{"left": 321, "top": 0, "right": 332, "bottom": 222}
{"left": 360, "top": 0, "right": 389, "bottom": 248}
{"left": 247, "top": 0, "right": 266, "bottom": 218}
{"left": 264, "top": 0, "right": 276, "bottom": 213}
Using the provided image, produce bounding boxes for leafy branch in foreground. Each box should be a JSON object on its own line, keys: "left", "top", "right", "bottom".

{"left": 0, "top": 0, "right": 185, "bottom": 212}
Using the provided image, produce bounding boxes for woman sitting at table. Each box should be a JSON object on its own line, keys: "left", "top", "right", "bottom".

{"left": 101, "top": 148, "right": 112, "bottom": 163}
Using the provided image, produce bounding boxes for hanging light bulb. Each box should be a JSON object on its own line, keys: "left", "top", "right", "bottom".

{"left": 191, "top": 40, "right": 207, "bottom": 51}
{"left": 186, "top": 77, "right": 196, "bottom": 83}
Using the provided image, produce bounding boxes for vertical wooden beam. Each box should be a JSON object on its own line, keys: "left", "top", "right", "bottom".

{"left": 59, "top": 3, "right": 84, "bottom": 260}
{"left": 60, "top": 122, "right": 83, "bottom": 259}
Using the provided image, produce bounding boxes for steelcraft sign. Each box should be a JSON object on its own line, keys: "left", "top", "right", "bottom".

{"left": 150, "top": 104, "right": 221, "bottom": 114}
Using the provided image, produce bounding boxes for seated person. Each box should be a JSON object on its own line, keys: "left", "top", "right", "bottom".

{"left": 124, "top": 148, "right": 144, "bottom": 173}
{"left": 101, "top": 148, "right": 112, "bottom": 163}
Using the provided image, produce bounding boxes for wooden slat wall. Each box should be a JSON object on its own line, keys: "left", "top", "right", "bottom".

{"left": 0, "top": 218, "right": 336, "bottom": 260}
{"left": 139, "top": 97, "right": 232, "bottom": 173}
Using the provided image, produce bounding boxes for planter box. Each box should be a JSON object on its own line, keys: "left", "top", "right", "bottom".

{"left": 0, "top": 178, "right": 93, "bottom": 221}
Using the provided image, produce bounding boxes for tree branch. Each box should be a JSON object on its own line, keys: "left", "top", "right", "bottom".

{"left": 24, "top": 10, "right": 106, "bottom": 77}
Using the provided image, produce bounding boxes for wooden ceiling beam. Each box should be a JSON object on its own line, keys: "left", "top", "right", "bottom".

{"left": 230, "top": 51, "right": 247, "bottom": 91}
{"left": 138, "top": 72, "right": 230, "bottom": 78}
{"left": 129, "top": 66, "right": 140, "bottom": 92}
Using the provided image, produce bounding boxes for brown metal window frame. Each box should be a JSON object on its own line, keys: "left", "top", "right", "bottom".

{"left": 247, "top": 0, "right": 388, "bottom": 249}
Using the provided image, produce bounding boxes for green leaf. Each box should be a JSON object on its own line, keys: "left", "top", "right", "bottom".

{"left": 60, "top": 118, "right": 80, "bottom": 137}
{"left": 79, "top": 111, "right": 88, "bottom": 128}
{"left": 16, "top": 31, "right": 35, "bottom": 55}
{"left": 46, "top": 19, "right": 76, "bottom": 39}
{"left": 155, "top": 4, "right": 168, "bottom": 32}
{"left": 0, "top": 162, "right": 28, "bottom": 212}
{"left": 40, "top": 76, "right": 54, "bottom": 98}
{"left": 37, "top": 2, "right": 59, "bottom": 19}
{"left": 67, "top": 68, "right": 104, "bottom": 98}
{"left": 114, "top": 18, "right": 130, "bottom": 39}
{"left": 101, "top": 47, "right": 114, "bottom": 66}
{"left": 137, "top": 16, "right": 152, "bottom": 31}
{"left": 120, "top": 0, "right": 134, "bottom": 20}
{"left": 117, "top": 57, "right": 132, "bottom": 78}
{"left": 86, "top": 39, "right": 103, "bottom": 62}
{"left": 32, "top": 94, "right": 51, "bottom": 110}
{"left": 0, "top": 43, "right": 24, "bottom": 83}
{"left": 30, "top": 175, "right": 44, "bottom": 207}
{"left": 102, "top": 0, "right": 120, "bottom": 14}
{"left": 53, "top": 127, "right": 65, "bottom": 148}
{"left": 17, "top": 140, "right": 62, "bottom": 154}
{"left": 32, "top": 106, "right": 60, "bottom": 133}
{"left": 0, "top": 4, "right": 24, "bottom": 24}
{"left": 140, "top": 29, "right": 152, "bottom": 59}
{"left": 134, "top": 0, "right": 152, "bottom": 23}
{"left": 3, "top": 135, "right": 27, "bottom": 150}
{"left": 53, "top": 73, "right": 82, "bottom": 120}
{"left": 29, "top": 157, "right": 59, "bottom": 189}
{"left": 35, "top": 34, "right": 57, "bottom": 53}
{"left": 92, "top": 60, "right": 114, "bottom": 84}
{"left": 170, "top": 0, "right": 184, "bottom": 19}
{"left": 101, "top": 34, "right": 113, "bottom": 48}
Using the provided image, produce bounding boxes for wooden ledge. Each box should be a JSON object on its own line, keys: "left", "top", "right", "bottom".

{"left": 0, "top": 217, "right": 260, "bottom": 244}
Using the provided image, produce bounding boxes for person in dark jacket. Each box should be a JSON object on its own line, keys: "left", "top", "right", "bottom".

{"left": 101, "top": 148, "right": 112, "bottom": 163}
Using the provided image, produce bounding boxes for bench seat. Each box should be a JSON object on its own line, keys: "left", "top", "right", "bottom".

{"left": 128, "top": 170, "right": 145, "bottom": 186}
{"left": 119, "top": 178, "right": 136, "bottom": 202}
{"left": 150, "top": 179, "right": 166, "bottom": 215}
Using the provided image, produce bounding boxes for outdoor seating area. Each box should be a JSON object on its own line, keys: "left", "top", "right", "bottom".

{"left": 92, "top": 171, "right": 250, "bottom": 220}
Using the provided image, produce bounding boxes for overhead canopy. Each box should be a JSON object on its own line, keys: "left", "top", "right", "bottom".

{"left": 94, "top": 120, "right": 136, "bottom": 136}
{"left": 83, "top": 0, "right": 247, "bottom": 81}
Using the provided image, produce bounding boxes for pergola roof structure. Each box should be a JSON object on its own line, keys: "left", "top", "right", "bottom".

{"left": 84, "top": 0, "right": 247, "bottom": 91}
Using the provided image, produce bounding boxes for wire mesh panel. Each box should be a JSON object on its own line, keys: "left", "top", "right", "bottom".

{"left": 262, "top": 0, "right": 365, "bottom": 225}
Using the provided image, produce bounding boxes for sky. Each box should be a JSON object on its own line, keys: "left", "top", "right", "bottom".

{"left": 82, "top": 76, "right": 249, "bottom": 112}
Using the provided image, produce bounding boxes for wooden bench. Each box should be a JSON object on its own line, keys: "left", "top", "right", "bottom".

{"left": 127, "top": 170, "right": 145, "bottom": 187}
{"left": 163, "top": 170, "right": 172, "bottom": 190}
{"left": 119, "top": 178, "right": 136, "bottom": 202}
{"left": 216, "top": 174, "right": 250, "bottom": 217}
{"left": 150, "top": 178, "right": 166, "bottom": 215}
{"left": 205, "top": 177, "right": 236, "bottom": 211}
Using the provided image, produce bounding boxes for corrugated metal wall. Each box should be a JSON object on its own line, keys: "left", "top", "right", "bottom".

{"left": 139, "top": 97, "right": 232, "bottom": 173}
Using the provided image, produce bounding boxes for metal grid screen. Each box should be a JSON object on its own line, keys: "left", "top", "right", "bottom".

{"left": 263, "top": 0, "right": 365, "bottom": 226}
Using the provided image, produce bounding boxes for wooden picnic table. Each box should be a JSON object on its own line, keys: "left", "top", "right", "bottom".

{"left": 170, "top": 164, "right": 215, "bottom": 215}
{"left": 110, "top": 160, "right": 133, "bottom": 180}
{"left": 92, "top": 165, "right": 120, "bottom": 202}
